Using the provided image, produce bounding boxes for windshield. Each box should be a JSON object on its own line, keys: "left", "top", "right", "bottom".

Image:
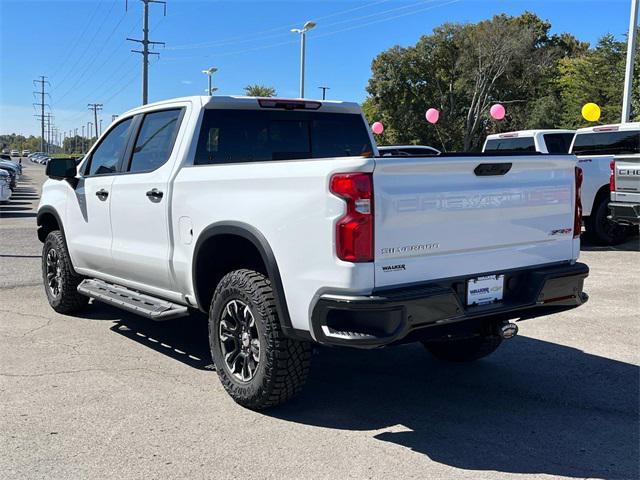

{"left": 571, "top": 130, "right": 640, "bottom": 155}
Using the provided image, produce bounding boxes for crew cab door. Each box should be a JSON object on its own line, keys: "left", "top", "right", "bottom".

{"left": 109, "top": 108, "right": 185, "bottom": 291}
{"left": 65, "top": 118, "right": 134, "bottom": 274}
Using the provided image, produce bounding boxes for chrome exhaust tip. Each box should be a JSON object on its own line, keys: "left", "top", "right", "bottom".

{"left": 498, "top": 321, "right": 518, "bottom": 339}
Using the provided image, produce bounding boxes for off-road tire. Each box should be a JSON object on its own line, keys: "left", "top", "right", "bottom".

{"left": 42, "top": 230, "right": 88, "bottom": 313}
{"left": 209, "top": 269, "right": 312, "bottom": 410}
{"left": 585, "top": 197, "right": 629, "bottom": 246}
{"left": 423, "top": 334, "right": 502, "bottom": 362}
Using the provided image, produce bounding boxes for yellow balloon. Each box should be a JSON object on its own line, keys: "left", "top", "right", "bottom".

{"left": 582, "top": 103, "right": 601, "bottom": 122}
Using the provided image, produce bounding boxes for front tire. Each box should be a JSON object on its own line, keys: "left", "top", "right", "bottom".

{"left": 42, "top": 231, "right": 88, "bottom": 314}
{"left": 423, "top": 333, "right": 502, "bottom": 362}
{"left": 586, "top": 198, "right": 629, "bottom": 245}
{"left": 209, "top": 269, "right": 311, "bottom": 410}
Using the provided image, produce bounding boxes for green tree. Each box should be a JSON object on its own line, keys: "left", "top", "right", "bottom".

{"left": 558, "top": 35, "right": 625, "bottom": 127}
{"left": 244, "top": 84, "right": 277, "bottom": 97}
{"left": 366, "top": 13, "right": 569, "bottom": 151}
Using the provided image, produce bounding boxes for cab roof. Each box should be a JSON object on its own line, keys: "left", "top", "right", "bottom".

{"left": 575, "top": 122, "right": 640, "bottom": 134}
{"left": 120, "top": 95, "right": 363, "bottom": 117}
{"left": 485, "top": 129, "right": 575, "bottom": 140}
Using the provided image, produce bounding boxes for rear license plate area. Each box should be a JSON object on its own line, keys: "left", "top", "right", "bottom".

{"left": 467, "top": 274, "right": 504, "bottom": 306}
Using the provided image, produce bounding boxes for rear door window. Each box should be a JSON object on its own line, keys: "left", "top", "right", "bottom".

{"left": 571, "top": 130, "right": 640, "bottom": 155}
{"left": 484, "top": 137, "right": 536, "bottom": 152}
{"left": 194, "top": 109, "right": 373, "bottom": 165}
{"left": 543, "top": 133, "right": 575, "bottom": 154}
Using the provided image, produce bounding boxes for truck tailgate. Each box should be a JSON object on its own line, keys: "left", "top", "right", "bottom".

{"left": 614, "top": 156, "right": 640, "bottom": 195}
{"left": 373, "top": 155, "right": 577, "bottom": 288}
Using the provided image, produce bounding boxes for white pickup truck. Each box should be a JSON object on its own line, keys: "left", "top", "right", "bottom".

{"left": 483, "top": 129, "right": 576, "bottom": 154}
{"left": 38, "top": 96, "right": 589, "bottom": 409}
{"left": 570, "top": 123, "right": 640, "bottom": 243}
{"left": 610, "top": 155, "right": 640, "bottom": 225}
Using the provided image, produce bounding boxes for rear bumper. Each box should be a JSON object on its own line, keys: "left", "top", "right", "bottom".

{"left": 311, "top": 262, "right": 589, "bottom": 348}
{"left": 608, "top": 202, "right": 640, "bottom": 225}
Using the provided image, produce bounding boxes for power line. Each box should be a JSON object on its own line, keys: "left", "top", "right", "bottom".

{"left": 313, "top": 0, "right": 462, "bottom": 40}
{"left": 52, "top": 0, "right": 119, "bottom": 94}
{"left": 49, "top": 0, "right": 106, "bottom": 79}
{"left": 165, "top": 0, "right": 438, "bottom": 57}
{"left": 54, "top": 18, "right": 140, "bottom": 111}
{"left": 162, "top": 0, "right": 456, "bottom": 62}
{"left": 127, "top": 0, "right": 166, "bottom": 105}
{"left": 56, "top": 57, "right": 138, "bottom": 124}
{"left": 54, "top": 9, "right": 130, "bottom": 106}
{"left": 166, "top": 0, "right": 395, "bottom": 51}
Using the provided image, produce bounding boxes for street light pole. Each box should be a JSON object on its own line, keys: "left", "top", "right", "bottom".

{"left": 202, "top": 67, "right": 218, "bottom": 95}
{"left": 622, "top": 0, "right": 639, "bottom": 122}
{"left": 291, "top": 21, "right": 316, "bottom": 98}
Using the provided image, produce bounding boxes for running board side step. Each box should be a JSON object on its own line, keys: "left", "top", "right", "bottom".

{"left": 77, "top": 279, "right": 189, "bottom": 321}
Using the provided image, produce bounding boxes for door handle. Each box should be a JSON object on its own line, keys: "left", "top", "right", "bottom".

{"left": 95, "top": 189, "right": 109, "bottom": 200}
{"left": 146, "top": 188, "right": 163, "bottom": 200}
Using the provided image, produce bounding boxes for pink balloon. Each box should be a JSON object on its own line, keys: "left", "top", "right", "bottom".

{"left": 425, "top": 108, "right": 440, "bottom": 124}
{"left": 372, "top": 121, "right": 384, "bottom": 135}
{"left": 490, "top": 103, "right": 506, "bottom": 120}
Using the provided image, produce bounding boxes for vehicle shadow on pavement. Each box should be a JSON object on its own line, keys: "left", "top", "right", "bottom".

{"left": 272, "top": 339, "right": 639, "bottom": 480}
{"left": 580, "top": 232, "right": 640, "bottom": 252}
{"left": 75, "top": 302, "right": 639, "bottom": 478}
{"left": 72, "top": 301, "right": 214, "bottom": 371}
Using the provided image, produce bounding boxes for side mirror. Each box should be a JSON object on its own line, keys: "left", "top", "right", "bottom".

{"left": 46, "top": 158, "right": 77, "bottom": 180}
{"left": 46, "top": 158, "right": 78, "bottom": 188}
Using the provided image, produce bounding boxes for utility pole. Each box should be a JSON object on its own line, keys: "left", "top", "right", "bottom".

{"left": 45, "top": 114, "right": 53, "bottom": 154}
{"left": 88, "top": 104, "right": 103, "bottom": 139}
{"left": 74, "top": 128, "right": 78, "bottom": 154}
{"left": 318, "top": 86, "right": 330, "bottom": 100}
{"left": 622, "top": 0, "right": 639, "bottom": 122}
{"left": 99, "top": 119, "right": 103, "bottom": 135}
{"left": 33, "top": 76, "right": 50, "bottom": 152}
{"left": 127, "top": 0, "right": 166, "bottom": 105}
{"left": 112, "top": 114, "right": 118, "bottom": 122}
{"left": 88, "top": 122, "right": 93, "bottom": 140}
{"left": 81, "top": 125, "right": 85, "bottom": 154}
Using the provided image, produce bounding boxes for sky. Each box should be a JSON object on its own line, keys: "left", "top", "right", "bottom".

{"left": 0, "top": 0, "right": 636, "bottom": 137}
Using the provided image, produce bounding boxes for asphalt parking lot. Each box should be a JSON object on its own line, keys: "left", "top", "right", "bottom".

{"left": 1, "top": 161, "right": 639, "bottom": 480}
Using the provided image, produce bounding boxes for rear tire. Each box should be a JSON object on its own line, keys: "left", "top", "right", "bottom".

{"left": 42, "top": 231, "right": 88, "bottom": 314}
{"left": 423, "top": 334, "right": 502, "bottom": 362}
{"left": 585, "top": 198, "right": 629, "bottom": 245}
{"left": 209, "top": 269, "right": 312, "bottom": 410}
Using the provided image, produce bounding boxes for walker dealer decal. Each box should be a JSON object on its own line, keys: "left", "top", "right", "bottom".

{"left": 467, "top": 275, "right": 505, "bottom": 306}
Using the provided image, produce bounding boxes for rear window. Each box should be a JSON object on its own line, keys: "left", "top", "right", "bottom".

{"left": 571, "top": 130, "right": 640, "bottom": 155}
{"left": 543, "top": 133, "right": 574, "bottom": 154}
{"left": 484, "top": 137, "right": 536, "bottom": 152}
{"left": 194, "top": 109, "right": 373, "bottom": 165}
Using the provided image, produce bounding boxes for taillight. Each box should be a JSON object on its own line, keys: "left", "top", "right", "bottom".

{"left": 330, "top": 173, "right": 374, "bottom": 262}
{"left": 609, "top": 159, "right": 616, "bottom": 192}
{"left": 574, "top": 166, "right": 583, "bottom": 238}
